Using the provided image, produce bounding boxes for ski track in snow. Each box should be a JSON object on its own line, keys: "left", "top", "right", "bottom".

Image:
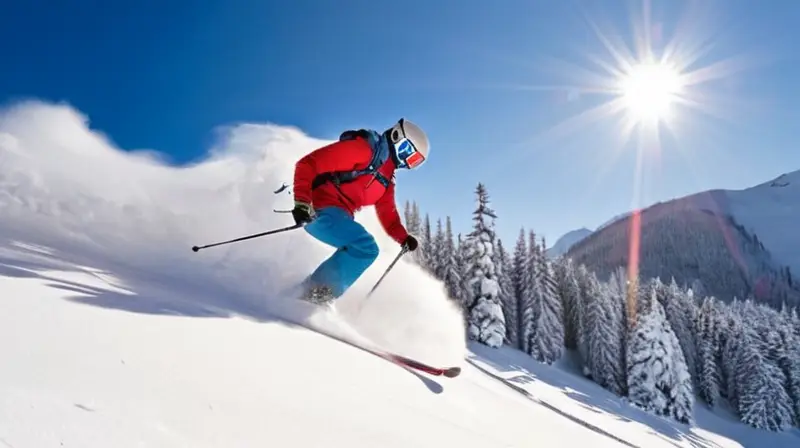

{"left": 1, "top": 100, "right": 797, "bottom": 447}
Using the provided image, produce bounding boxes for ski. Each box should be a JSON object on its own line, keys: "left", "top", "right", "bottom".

{"left": 287, "top": 298, "right": 462, "bottom": 379}
{"left": 381, "top": 352, "right": 462, "bottom": 378}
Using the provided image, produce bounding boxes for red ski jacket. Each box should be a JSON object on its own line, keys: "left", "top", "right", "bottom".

{"left": 293, "top": 136, "right": 409, "bottom": 244}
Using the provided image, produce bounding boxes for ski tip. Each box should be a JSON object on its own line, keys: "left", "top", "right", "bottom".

{"left": 444, "top": 367, "right": 461, "bottom": 378}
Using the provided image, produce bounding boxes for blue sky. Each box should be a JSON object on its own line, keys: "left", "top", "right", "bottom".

{"left": 3, "top": 0, "right": 800, "bottom": 247}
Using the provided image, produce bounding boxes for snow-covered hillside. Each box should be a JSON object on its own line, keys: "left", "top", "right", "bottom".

{"left": 563, "top": 168, "right": 800, "bottom": 306}
{"left": 685, "top": 170, "right": 800, "bottom": 276}
{"left": 1, "top": 241, "right": 628, "bottom": 447}
{"left": 5, "top": 242, "right": 798, "bottom": 448}
{"left": 547, "top": 227, "right": 592, "bottom": 258}
{"left": 1, "top": 100, "right": 796, "bottom": 447}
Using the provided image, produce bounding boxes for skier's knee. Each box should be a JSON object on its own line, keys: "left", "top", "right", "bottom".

{"left": 351, "top": 233, "right": 379, "bottom": 261}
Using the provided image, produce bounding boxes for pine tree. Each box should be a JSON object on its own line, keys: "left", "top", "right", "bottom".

{"left": 411, "top": 202, "right": 421, "bottom": 235}
{"left": 457, "top": 233, "right": 472, "bottom": 312}
{"left": 574, "top": 264, "right": 596, "bottom": 376}
{"left": 722, "top": 313, "right": 745, "bottom": 406}
{"left": 495, "top": 239, "right": 518, "bottom": 347}
{"left": 527, "top": 241, "right": 565, "bottom": 364}
{"left": 431, "top": 218, "right": 446, "bottom": 280}
{"left": 418, "top": 213, "right": 432, "bottom": 272}
{"left": 695, "top": 296, "right": 723, "bottom": 408}
{"left": 518, "top": 230, "right": 540, "bottom": 354}
{"left": 554, "top": 257, "right": 583, "bottom": 350}
{"left": 403, "top": 200, "right": 412, "bottom": 230}
{"left": 405, "top": 201, "right": 423, "bottom": 266}
{"left": 510, "top": 229, "right": 528, "bottom": 350}
{"left": 660, "top": 278, "right": 698, "bottom": 387}
{"left": 584, "top": 278, "right": 626, "bottom": 395}
{"left": 442, "top": 217, "right": 463, "bottom": 305}
{"left": 626, "top": 289, "right": 695, "bottom": 424}
{"left": 774, "top": 309, "right": 800, "bottom": 426}
{"left": 464, "top": 183, "right": 505, "bottom": 348}
{"left": 733, "top": 323, "right": 795, "bottom": 431}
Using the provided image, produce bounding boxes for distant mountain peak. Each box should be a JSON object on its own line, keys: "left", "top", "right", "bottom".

{"left": 547, "top": 227, "right": 593, "bottom": 258}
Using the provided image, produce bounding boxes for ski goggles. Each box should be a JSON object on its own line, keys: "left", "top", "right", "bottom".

{"left": 395, "top": 138, "right": 425, "bottom": 169}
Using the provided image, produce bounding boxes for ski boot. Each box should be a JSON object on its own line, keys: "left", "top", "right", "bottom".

{"left": 300, "top": 284, "right": 335, "bottom": 305}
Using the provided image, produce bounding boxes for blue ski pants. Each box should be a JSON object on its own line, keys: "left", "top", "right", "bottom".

{"left": 303, "top": 206, "right": 380, "bottom": 298}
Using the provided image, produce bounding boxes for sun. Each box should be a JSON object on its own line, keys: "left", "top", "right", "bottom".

{"left": 619, "top": 61, "right": 684, "bottom": 126}
{"left": 490, "top": 0, "right": 756, "bottom": 186}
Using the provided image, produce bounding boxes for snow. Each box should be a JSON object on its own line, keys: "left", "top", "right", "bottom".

{"left": 1, "top": 99, "right": 797, "bottom": 447}
{"left": 468, "top": 343, "right": 800, "bottom": 448}
{"left": 547, "top": 227, "right": 593, "bottom": 258}
{"left": 719, "top": 170, "right": 800, "bottom": 275}
{"left": 625, "top": 169, "right": 800, "bottom": 275}
{"left": 0, "top": 249, "right": 620, "bottom": 448}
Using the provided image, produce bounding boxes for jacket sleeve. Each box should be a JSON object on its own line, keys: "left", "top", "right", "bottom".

{"left": 375, "top": 182, "right": 409, "bottom": 244}
{"left": 293, "top": 138, "right": 371, "bottom": 204}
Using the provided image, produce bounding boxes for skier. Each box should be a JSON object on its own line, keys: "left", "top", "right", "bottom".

{"left": 290, "top": 118, "right": 430, "bottom": 304}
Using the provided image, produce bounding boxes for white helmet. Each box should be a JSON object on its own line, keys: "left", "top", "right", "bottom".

{"left": 387, "top": 118, "right": 429, "bottom": 169}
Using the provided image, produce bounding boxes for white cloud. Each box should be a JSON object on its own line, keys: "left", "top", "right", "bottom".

{"left": 0, "top": 99, "right": 466, "bottom": 365}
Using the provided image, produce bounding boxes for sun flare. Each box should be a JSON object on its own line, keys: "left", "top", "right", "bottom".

{"left": 619, "top": 62, "right": 684, "bottom": 125}
{"left": 493, "top": 0, "right": 756, "bottom": 194}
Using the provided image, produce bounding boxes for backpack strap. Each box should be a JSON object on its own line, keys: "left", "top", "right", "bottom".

{"left": 311, "top": 129, "right": 393, "bottom": 191}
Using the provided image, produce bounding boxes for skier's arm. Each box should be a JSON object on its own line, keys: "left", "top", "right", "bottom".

{"left": 375, "top": 183, "right": 409, "bottom": 244}
{"left": 293, "top": 139, "right": 371, "bottom": 204}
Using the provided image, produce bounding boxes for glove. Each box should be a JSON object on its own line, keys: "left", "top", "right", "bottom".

{"left": 291, "top": 201, "right": 315, "bottom": 225}
{"left": 402, "top": 235, "right": 419, "bottom": 252}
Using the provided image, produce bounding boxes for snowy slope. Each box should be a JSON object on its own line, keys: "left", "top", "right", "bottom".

{"left": 0, "top": 100, "right": 791, "bottom": 447}
{"left": 695, "top": 170, "right": 800, "bottom": 275}
{"left": 467, "top": 344, "right": 800, "bottom": 448}
{"left": 547, "top": 227, "right": 593, "bottom": 258}
{"left": 2, "top": 242, "right": 632, "bottom": 448}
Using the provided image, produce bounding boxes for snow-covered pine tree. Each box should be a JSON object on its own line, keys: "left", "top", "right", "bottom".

{"left": 411, "top": 202, "right": 421, "bottom": 235}
{"left": 791, "top": 307, "right": 800, "bottom": 340}
{"left": 626, "top": 288, "right": 694, "bottom": 424}
{"left": 778, "top": 309, "right": 800, "bottom": 427}
{"left": 442, "top": 217, "right": 463, "bottom": 305}
{"left": 690, "top": 279, "right": 707, "bottom": 300}
{"left": 527, "top": 240, "right": 564, "bottom": 364}
{"left": 510, "top": 228, "right": 528, "bottom": 350}
{"left": 574, "top": 264, "right": 596, "bottom": 376}
{"left": 661, "top": 278, "right": 698, "bottom": 387}
{"left": 695, "top": 296, "right": 723, "bottom": 408}
{"left": 495, "top": 238, "right": 518, "bottom": 347}
{"left": 754, "top": 301, "right": 800, "bottom": 427}
{"left": 518, "top": 229, "right": 541, "bottom": 354}
{"left": 603, "top": 269, "right": 630, "bottom": 395}
{"left": 464, "top": 183, "right": 505, "bottom": 348}
{"left": 732, "top": 322, "right": 795, "bottom": 431}
{"left": 584, "top": 277, "right": 626, "bottom": 395}
{"left": 431, "top": 218, "right": 446, "bottom": 280}
{"left": 721, "top": 312, "right": 744, "bottom": 406}
{"left": 418, "top": 213, "right": 432, "bottom": 272}
{"left": 459, "top": 234, "right": 474, "bottom": 314}
{"left": 404, "top": 201, "right": 423, "bottom": 266}
{"left": 554, "top": 256, "right": 583, "bottom": 350}
{"left": 403, "top": 200, "right": 412, "bottom": 230}
{"left": 711, "top": 299, "right": 733, "bottom": 400}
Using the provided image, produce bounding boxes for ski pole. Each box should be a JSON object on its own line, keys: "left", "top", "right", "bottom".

{"left": 366, "top": 245, "right": 408, "bottom": 298}
{"left": 191, "top": 223, "right": 304, "bottom": 252}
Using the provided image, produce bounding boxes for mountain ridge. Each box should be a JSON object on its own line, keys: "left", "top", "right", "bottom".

{"left": 564, "top": 169, "right": 800, "bottom": 306}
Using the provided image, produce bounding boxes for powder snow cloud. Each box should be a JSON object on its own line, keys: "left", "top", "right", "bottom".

{"left": 0, "top": 99, "right": 466, "bottom": 365}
